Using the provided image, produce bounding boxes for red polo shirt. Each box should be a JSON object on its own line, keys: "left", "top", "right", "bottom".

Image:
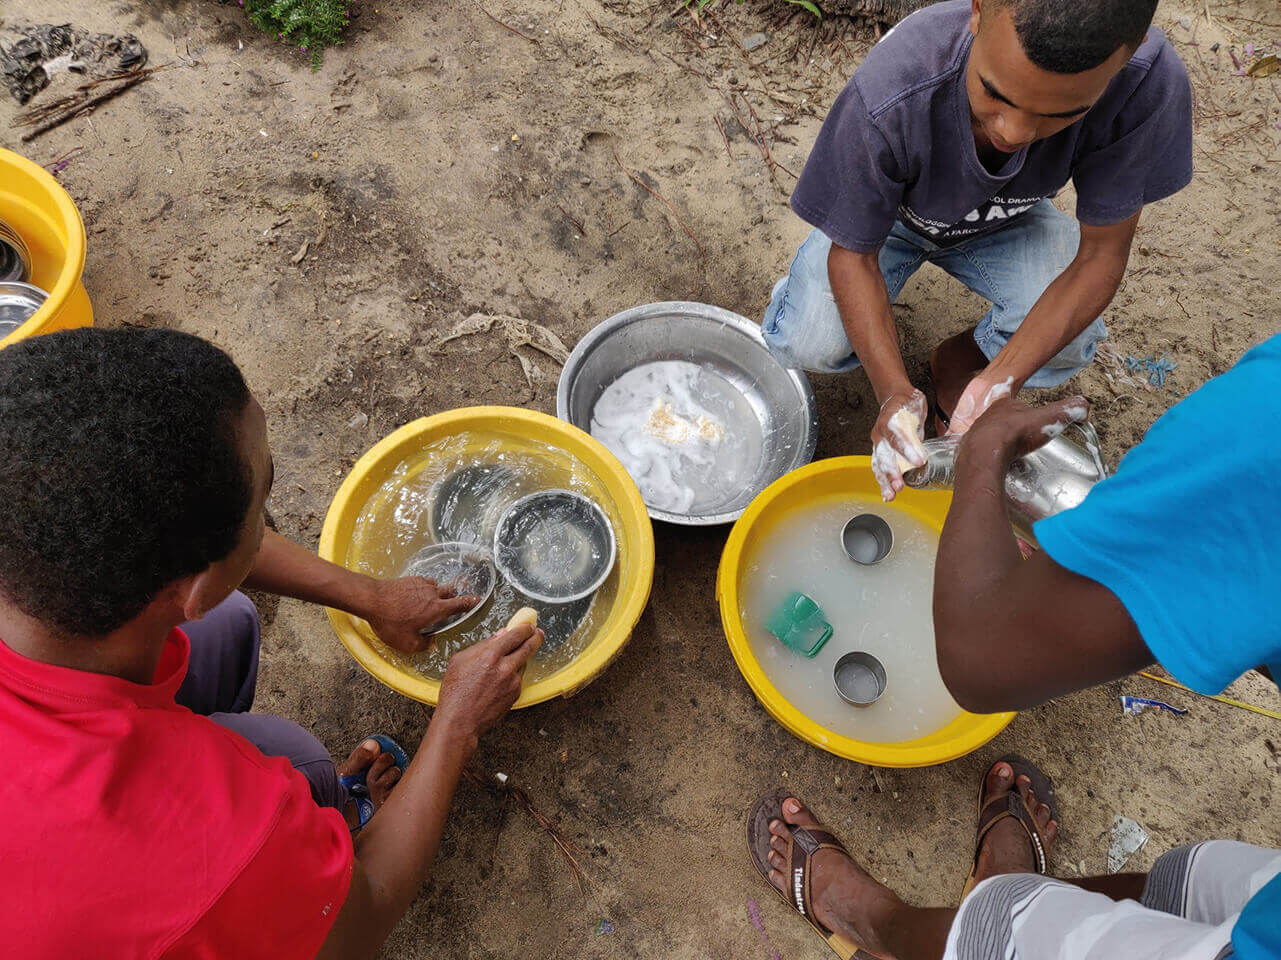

{"left": 0, "top": 628, "right": 353, "bottom": 958}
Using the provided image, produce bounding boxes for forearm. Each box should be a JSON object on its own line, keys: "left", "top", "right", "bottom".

{"left": 933, "top": 434, "right": 1024, "bottom": 704}
{"left": 936, "top": 434, "right": 1152, "bottom": 711}
{"left": 935, "top": 435, "right": 1024, "bottom": 624}
{"left": 321, "top": 713, "right": 476, "bottom": 959}
{"left": 244, "top": 528, "right": 378, "bottom": 618}
{"left": 984, "top": 250, "right": 1126, "bottom": 389}
{"left": 828, "top": 244, "right": 911, "bottom": 403}
{"left": 353, "top": 714, "right": 474, "bottom": 924}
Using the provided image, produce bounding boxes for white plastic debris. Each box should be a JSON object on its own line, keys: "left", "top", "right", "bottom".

{"left": 1107, "top": 816, "right": 1148, "bottom": 872}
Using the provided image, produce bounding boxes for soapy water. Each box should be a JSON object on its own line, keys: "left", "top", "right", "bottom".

{"left": 347, "top": 431, "right": 621, "bottom": 683}
{"left": 740, "top": 498, "right": 962, "bottom": 744}
{"left": 590, "top": 360, "right": 763, "bottom": 515}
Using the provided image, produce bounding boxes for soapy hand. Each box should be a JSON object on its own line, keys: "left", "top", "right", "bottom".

{"left": 436, "top": 620, "right": 544, "bottom": 739}
{"left": 364, "top": 576, "right": 482, "bottom": 655}
{"left": 946, "top": 375, "right": 1016, "bottom": 436}
{"left": 870, "top": 389, "right": 928, "bottom": 502}
{"left": 960, "top": 395, "right": 1091, "bottom": 468}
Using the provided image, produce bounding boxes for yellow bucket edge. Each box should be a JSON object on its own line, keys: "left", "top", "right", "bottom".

{"left": 716, "top": 456, "right": 1015, "bottom": 768}
{"left": 319, "top": 405, "right": 655, "bottom": 708}
{"left": 0, "top": 147, "right": 91, "bottom": 347}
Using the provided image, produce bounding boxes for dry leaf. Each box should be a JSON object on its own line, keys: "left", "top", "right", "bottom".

{"left": 1247, "top": 54, "right": 1279, "bottom": 78}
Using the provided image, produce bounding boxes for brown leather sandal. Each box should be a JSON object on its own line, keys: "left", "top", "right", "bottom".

{"left": 747, "top": 789, "right": 881, "bottom": 960}
{"left": 960, "top": 753, "right": 1059, "bottom": 899}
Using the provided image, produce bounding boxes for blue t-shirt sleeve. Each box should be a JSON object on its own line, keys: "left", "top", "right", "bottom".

{"left": 1035, "top": 335, "right": 1281, "bottom": 695}
{"left": 1072, "top": 41, "right": 1194, "bottom": 225}
{"left": 790, "top": 79, "right": 905, "bottom": 253}
{"left": 1233, "top": 874, "right": 1281, "bottom": 960}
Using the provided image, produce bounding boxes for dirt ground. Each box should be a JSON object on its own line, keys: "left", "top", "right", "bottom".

{"left": 4, "top": 0, "right": 1280, "bottom": 956}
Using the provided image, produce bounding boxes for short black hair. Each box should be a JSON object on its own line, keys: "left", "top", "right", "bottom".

{"left": 0, "top": 328, "right": 254, "bottom": 635}
{"left": 991, "top": 0, "right": 1158, "bottom": 74}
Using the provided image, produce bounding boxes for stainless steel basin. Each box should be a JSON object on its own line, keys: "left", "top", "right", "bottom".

{"left": 557, "top": 301, "right": 818, "bottom": 525}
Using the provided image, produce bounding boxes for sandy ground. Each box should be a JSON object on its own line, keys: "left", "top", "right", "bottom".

{"left": 4, "top": 0, "right": 1281, "bottom": 956}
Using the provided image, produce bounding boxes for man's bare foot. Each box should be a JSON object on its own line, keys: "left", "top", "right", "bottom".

{"left": 929, "top": 328, "right": 988, "bottom": 430}
{"left": 765, "top": 798, "right": 903, "bottom": 956}
{"left": 971, "top": 761, "right": 1059, "bottom": 885}
{"left": 338, "top": 739, "right": 403, "bottom": 830}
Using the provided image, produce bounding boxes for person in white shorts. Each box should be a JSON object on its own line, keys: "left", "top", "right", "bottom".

{"left": 745, "top": 331, "right": 1281, "bottom": 957}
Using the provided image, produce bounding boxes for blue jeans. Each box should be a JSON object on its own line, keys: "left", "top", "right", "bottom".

{"left": 762, "top": 200, "right": 1106, "bottom": 389}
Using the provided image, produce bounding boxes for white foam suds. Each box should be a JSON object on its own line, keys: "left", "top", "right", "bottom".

{"left": 590, "top": 360, "right": 761, "bottom": 515}
{"left": 739, "top": 498, "right": 962, "bottom": 744}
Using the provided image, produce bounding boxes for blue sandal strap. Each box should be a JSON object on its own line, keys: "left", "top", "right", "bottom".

{"left": 339, "top": 733, "right": 410, "bottom": 827}
{"left": 349, "top": 795, "right": 375, "bottom": 833}
{"left": 368, "top": 734, "right": 410, "bottom": 772}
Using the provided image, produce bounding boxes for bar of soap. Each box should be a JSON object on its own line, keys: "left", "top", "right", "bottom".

{"left": 506, "top": 607, "right": 538, "bottom": 631}
{"left": 886, "top": 407, "right": 926, "bottom": 472}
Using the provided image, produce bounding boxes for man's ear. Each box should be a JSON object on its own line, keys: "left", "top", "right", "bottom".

{"left": 173, "top": 569, "right": 215, "bottom": 623}
{"left": 970, "top": 0, "right": 983, "bottom": 37}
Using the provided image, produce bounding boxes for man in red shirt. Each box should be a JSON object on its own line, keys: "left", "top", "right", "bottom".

{"left": 0, "top": 328, "right": 543, "bottom": 958}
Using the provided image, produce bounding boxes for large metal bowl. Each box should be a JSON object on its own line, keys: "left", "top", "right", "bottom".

{"left": 557, "top": 302, "right": 818, "bottom": 525}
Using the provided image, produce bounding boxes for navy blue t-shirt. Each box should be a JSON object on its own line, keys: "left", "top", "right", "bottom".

{"left": 792, "top": 0, "right": 1193, "bottom": 251}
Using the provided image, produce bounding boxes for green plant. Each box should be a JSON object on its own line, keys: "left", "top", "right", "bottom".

{"left": 785, "top": 0, "right": 822, "bottom": 17}
{"left": 687, "top": 0, "right": 820, "bottom": 18}
{"left": 226, "top": 0, "right": 351, "bottom": 69}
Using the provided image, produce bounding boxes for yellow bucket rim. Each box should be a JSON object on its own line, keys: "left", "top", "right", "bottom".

{"left": 319, "top": 405, "right": 655, "bottom": 707}
{"left": 716, "top": 456, "right": 1015, "bottom": 767}
{"left": 0, "top": 147, "right": 87, "bottom": 342}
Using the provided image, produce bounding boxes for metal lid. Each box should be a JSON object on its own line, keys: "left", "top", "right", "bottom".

{"left": 401, "top": 541, "right": 496, "bottom": 635}
{"left": 494, "top": 489, "right": 617, "bottom": 604}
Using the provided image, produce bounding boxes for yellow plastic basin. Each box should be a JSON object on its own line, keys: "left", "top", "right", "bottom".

{"left": 0, "top": 148, "right": 92, "bottom": 348}
{"left": 717, "top": 456, "right": 1014, "bottom": 767}
{"left": 319, "top": 406, "right": 655, "bottom": 707}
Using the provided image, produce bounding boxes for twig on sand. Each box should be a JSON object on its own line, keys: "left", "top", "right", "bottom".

{"left": 554, "top": 201, "right": 587, "bottom": 236}
{"left": 476, "top": 3, "right": 542, "bottom": 43}
{"left": 714, "top": 114, "right": 735, "bottom": 159}
{"left": 731, "top": 92, "right": 797, "bottom": 185}
{"left": 463, "top": 766, "right": 588, "bottom": 895}
{"left": 612, "top": 148, "right": 707, "bottom": 263}
{"left": 17, "top": 67, "right": 163, "bottom": 142}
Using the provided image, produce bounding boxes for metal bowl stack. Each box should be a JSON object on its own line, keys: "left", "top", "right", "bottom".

{"left": 0, "top": 218, "right": 32, "bottom": 284}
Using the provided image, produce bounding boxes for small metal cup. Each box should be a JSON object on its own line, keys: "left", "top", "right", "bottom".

{"left": 841, "top": 514, "right": 893, "bottom": 565}
{"left": 833, "top": 651, "right": 887, "bottom": 706}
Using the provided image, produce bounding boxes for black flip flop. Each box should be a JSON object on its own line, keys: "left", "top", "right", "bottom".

{"left": 746, "top": 789, "right": 880, "bottom": 960}
{"left": 960, "top": 753, "right": 1059, "bottom": 899}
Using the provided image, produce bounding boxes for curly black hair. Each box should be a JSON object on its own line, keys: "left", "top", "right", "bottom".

{"left": 991, "top": 0, "right": 1159, "bottom": 74}
{"left": 0, "top": 328, "right": 253, "bottom": 636}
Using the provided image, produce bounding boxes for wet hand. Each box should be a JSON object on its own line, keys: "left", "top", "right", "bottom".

{"left": 946, "top": 375, "right": 1016, "bottom": 436}
{"left": 870, "top": 389, "right": 927, "bottom": 502}
{"left": 959, "top": 395, "right": 1090, "bottom": 468}
{"left": 364, "top": 577, "right": 482, "bottom": 655}
{"left": 436, "top": 622, "right": 544, "bottom": 739}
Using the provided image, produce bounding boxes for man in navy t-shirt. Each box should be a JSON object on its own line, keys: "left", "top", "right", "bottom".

{"left": 761, "top": 0, "right": 1192, "bottom": 500}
